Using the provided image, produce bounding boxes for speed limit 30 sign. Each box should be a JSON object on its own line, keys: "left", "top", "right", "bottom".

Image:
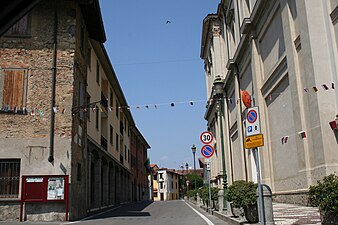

{"left": 200, "top": 131, "right": 213, "bottom": 145}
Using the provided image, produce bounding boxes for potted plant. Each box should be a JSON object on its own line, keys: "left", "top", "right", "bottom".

{"left": 308, "top": 174, "right": 338, "bottom": 225}
{"left": 227, "top": 180, "right": 258, "bottom": 223}
{"left": 198, "top": 186, "right": 219, "bottom": 210}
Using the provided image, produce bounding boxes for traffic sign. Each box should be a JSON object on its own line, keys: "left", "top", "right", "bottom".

{"left": 201, "top": 145, "right": 214, "bottom": 158}
{"left": 247, "top": 109, "right": 258, "bottom": 123}
{"left": 245, "top": 134, "right": 264, "bottom": 149}
{"left": 200, "top": 131, "right": 213, "bottom": 145}
{"left": 245, "top": 106, "right": 261, "bottom": 136}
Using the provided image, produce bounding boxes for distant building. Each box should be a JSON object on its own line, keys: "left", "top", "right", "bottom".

{"left": 153, "top": 168, "right": 181, "bottom": 201}
{"left": 149, "top": 164, "right": 159, "bottom": 200}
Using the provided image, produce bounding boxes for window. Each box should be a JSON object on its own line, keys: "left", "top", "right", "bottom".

{"left": 0, "top": 69, "right": 27, "bottom": 113}
{"left": 87, "top": 47, "right": 92, "bottom": 69}
{"left": 95, "top": 109, "right": 99, "bottom": 129}
{"left": 79, "top": 81, "right": 85, "bottom": 120}
{"left": 128, "top": 149, "right": 130, "bottom": 163}
{"left": 0, "top": 159, "right": 20, "bottom": 198}
{"left": 115, "top": 101, "right": 119, "bottom": 118}
{"left": 110, "top": 89, "right": 113, "bottom": 108}
{"left": 120, "top": 121, "right": 124, "bottom": 134}
{"left": 80, "top": 25, "right": 85, "bottom": 52}
{"left": 5, "top": 14, "right": 31, "bottom": 37}
{"left": 116, "top": 133, "right": 119, "bottom": 151}
{"left": 96, "top": 61, "right": 100, "bottom": 84}
{"left": 124, "top": 118, "right": 127, "bottom": 132}
{"left": 124, "top": 145, "right": 127, "bottom": 160}
{"left": 110, "top": 125, "right": 114, "bottom": 145}
{"left": 77, "top": 163, "right": 81, "bottom": 181}
{"left": 86, "top": 93, "right": 91, "bottom": 121}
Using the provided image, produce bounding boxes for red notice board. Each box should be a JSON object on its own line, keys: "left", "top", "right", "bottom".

{"left": 20, "top": 175, "right": 69, "bottom": 221}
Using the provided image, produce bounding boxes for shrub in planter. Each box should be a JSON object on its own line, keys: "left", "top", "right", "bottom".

{"left": 308, "top": 174, "right": 338, "bottom": 225}
{"left": 187, "top": 189, "right": 198, "bottom": 200}
{"left": 227, "top": 180, "right": 258, "bottom": 223}
{"left": 198, "top": 186, "right": 219, "bottom": 208}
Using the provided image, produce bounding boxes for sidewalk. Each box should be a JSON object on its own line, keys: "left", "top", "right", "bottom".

{"left": 202, "top": 202, "right": 321, "bottom": 225}
{"left": 273, "top": 203, "right": 321, "bottom": 225}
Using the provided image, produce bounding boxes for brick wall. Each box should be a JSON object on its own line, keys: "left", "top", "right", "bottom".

{"left": 0, "top": 0, "right": 89, "bottom": 221}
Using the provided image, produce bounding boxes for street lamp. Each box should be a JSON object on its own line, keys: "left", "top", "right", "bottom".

{"left": 191, "top": 144, "right": 197, "bottom": 189}
{"left": 213, "top": 75, "right": 227, "bottom": 211}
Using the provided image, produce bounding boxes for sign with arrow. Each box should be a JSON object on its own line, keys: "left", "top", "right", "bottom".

{"left": 245, "top": 134, "right": 264, "bottom": 149}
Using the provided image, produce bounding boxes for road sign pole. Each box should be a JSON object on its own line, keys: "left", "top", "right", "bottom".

{"left": 254, "top": 147, "right": 265, "bottom": 225}
{"left": 207, "top": 162, "right": 212, "bottom": 213}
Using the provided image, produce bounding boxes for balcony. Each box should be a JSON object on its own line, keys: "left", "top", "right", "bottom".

{"left": 101, "top": 135, "right": 107, "bottom": 151}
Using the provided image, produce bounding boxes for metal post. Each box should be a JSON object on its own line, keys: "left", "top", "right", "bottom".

{"left": 217, "top": 99, "right": 227, "bottom": 210}
{"left": 254, "top": 147, "right": 265, "bottom": 225}
{"left": 49, "top": 1, "right": 58, "bottom": 163}
{"left": 193, "top": 151, "right": 196, "bottom": 189}
{"left": 208, "top": 170, "right": 212, "bottom": 212}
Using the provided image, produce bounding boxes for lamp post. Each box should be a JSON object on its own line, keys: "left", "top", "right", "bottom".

{"left": 191, "top": 144, "right": 197, "bottom": 189}
{"left": 185, "top": 163, "right": 189, "bottom": 194}
{"left": 213, "top": 75, "right": 227, "bottom": 211}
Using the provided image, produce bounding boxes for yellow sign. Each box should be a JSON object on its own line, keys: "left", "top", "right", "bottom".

{"left": 245, "top": 134, "right": 264, "bottom": 149}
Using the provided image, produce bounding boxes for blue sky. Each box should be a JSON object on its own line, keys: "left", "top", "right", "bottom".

{"left": 100, "top": 1, "right": 219, "bottom": 169}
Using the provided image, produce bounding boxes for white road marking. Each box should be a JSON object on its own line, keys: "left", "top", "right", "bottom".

{"left": 184, "top": 201, "right": 215, "bottom": 225}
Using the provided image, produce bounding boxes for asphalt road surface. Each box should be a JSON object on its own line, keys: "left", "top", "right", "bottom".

{"left": 66, "top": 200, "right": 226, "bottom": 225}
{"left": 1, "top": 200, "right": 227, "bottom": 225}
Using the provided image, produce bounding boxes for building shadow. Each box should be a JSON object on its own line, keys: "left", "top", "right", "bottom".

{"left": 84, "top": 200, "right": 153, "bottom": 220}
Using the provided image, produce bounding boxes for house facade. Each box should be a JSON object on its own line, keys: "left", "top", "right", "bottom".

{"left": 154, "top": 169, "right": 181, "bottom": 201}
{"left": 0, "top": 0, "right": 150, "bottom": 221}
{"left": 201, "top": 0, "right": 338, "bottom": 207}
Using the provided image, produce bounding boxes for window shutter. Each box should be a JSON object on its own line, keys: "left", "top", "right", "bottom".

{"left": 2, "top": 70, "right": 25, "bottom": 109}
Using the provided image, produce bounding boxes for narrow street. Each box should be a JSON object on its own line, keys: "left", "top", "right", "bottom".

{"left": 1, "top": 200, "right": 227, "bottom": 225}
{"left": 65, "top": 200, "right": 226, "bottom": 225}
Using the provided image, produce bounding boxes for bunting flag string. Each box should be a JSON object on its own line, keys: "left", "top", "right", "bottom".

{"left": 265, "top": 82, "right": 335, "bottom": 102}
{"left": 269, "top": 125, "right": 321, "bottom": 147}
{"left": 0, "top": 81, "right": 335, "bottom": 118}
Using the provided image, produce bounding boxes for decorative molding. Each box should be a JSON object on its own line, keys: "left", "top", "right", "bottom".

{"left": 240, "top": 18, "right": 252, "bottom": 35}
{"left": 212, "top": 25, "right": 222, "bottom": 37}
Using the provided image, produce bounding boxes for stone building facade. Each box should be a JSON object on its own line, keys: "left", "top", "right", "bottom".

{"left": 0, "top": 0, "right": 149, "bottom": 221}
{"left": 201, "top": 0, "right": 338, "bottom": 207}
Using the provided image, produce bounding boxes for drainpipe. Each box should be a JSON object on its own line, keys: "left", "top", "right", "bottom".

{"left": 234, "top": 65, "right": 248, "bottom": 181}
{"left": 48, "top": 2, "right": 58, "bottom": 163}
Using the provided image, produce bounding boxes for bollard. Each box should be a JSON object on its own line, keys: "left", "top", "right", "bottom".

{"left": 197, "top": 192, "right": 201, "bottom": 206}
{"left": 258, "top": 184, "right": 275, "bottom": 225}
{"left": 218, "top": 189, "right": 224, "bottom": 213}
